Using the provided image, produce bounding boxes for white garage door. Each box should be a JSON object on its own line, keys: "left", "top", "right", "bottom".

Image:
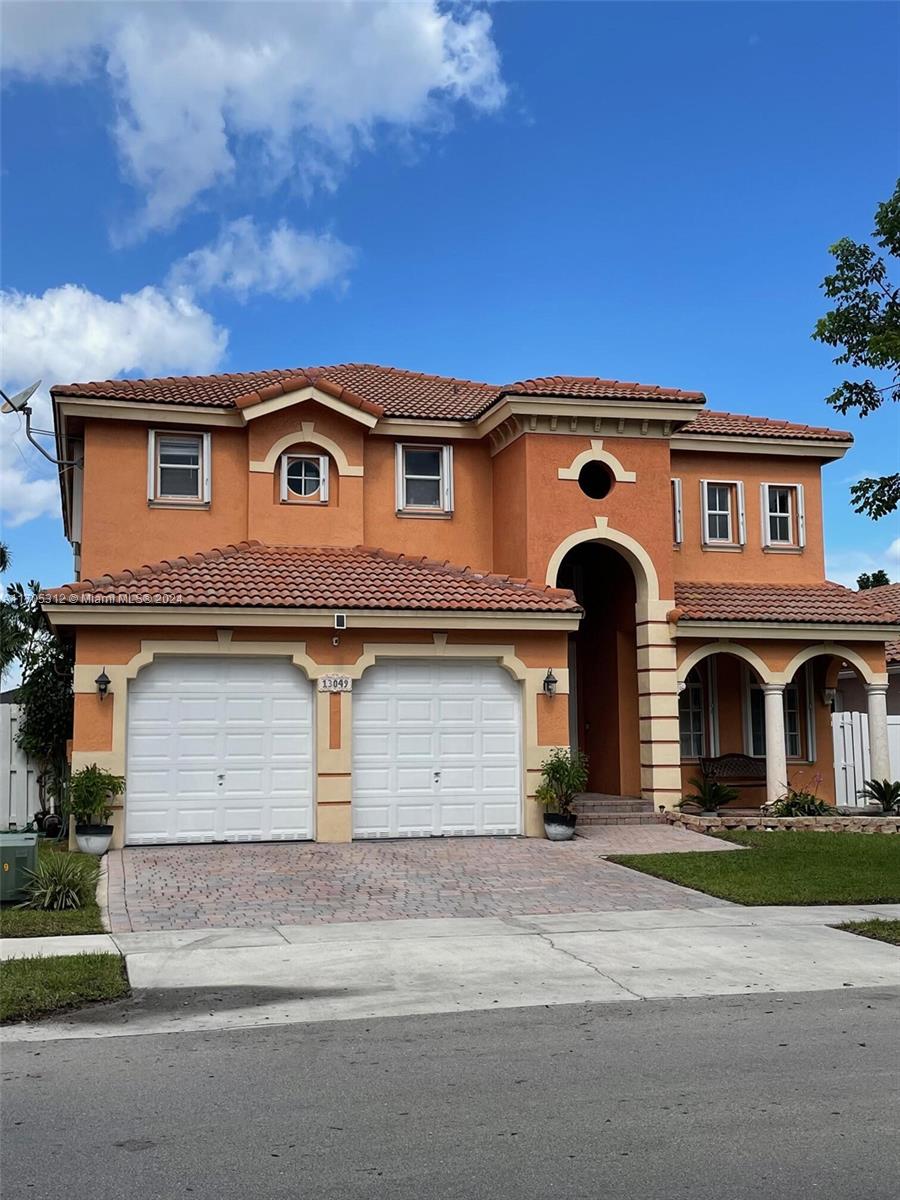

{"left": 126, "top": 657, "right": 313, "bottom": 844}
{"left": 352, "top": 660, "right": 522, "bottom": 838}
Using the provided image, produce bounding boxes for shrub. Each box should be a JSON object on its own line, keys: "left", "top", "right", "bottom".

{"left": 537, "top": 747, "right": 589, "bottom": 816}
{"left": 769, "top": 788, "right": 834, "bottom": 817}
{"left": 680, "top": 775, "right": 738, "bottom": 813}
{"left": 65, "top": 764, "right": 125, "bottom": 827}
{"left": 19, "top": 854, "right": 97, "bottom": 912}
{"left": 857, "top": 778, "right": 900, "bottom": 814}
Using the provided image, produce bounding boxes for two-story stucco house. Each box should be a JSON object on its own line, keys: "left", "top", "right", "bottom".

{"left": 42, "top": 363, "right": 899, "bottom": 849}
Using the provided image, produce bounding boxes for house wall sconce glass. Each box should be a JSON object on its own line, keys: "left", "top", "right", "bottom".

{"left": 542, "top": 669, "right": 558, "bottom": 697}
{"left": 95, "top": 669, "right": 111, "bottom": 701}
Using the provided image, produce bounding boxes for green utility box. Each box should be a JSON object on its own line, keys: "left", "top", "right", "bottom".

{"left": 0, "top": 831, "right": 38, "bottom": 904}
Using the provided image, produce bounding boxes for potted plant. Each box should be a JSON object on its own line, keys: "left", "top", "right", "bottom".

{"left": 678, "top": 775, "right": 737, "bottom": 816}
{"left": 65, "top": 763, "right": 125, "bottom": 855}
{"left": 537, "top": 747, "right": 588, "bottom": 841}
{"left": 857, "top": 778, "right": 900, "bottom": 814}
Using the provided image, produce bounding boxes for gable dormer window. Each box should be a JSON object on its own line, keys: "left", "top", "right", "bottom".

{"left": 396, "top": 444, "right": 454, "bottom": 514}
{"left": 281, "top": 454, "right": 329, "bottom": 503}
{"left": 148, "top": 431, "right": 211, "bottom": 505}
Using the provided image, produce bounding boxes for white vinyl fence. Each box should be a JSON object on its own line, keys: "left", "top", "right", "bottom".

{"left": 832, "top": 712, "right": 900, "bottom": 807}
{"left": 0, "top": 704, "right": 40, "bottom": 828}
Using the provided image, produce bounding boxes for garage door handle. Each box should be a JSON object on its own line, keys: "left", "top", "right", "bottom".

{"left": 433, "top": 771, "right": 441, "bottom": 784}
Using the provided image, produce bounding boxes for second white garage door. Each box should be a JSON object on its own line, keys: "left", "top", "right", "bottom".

{"left": 352, "top": 660, "right": 522, "bottom": 838}
{"left": 126, "top": 657, "right": 314, "bottom": 844}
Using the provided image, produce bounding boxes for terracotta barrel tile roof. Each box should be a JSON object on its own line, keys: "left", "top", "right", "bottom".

{"left": 679, "top": 409, "right": 852, "bottom": 443}
{"left": 673, "top": 580, "right": 899, "bottom": 626}
{"left": 42, "top": 543, "right": 581, "bottom": 615}
{"left": 51, "top": 360, "right": 853, "bottom": 442}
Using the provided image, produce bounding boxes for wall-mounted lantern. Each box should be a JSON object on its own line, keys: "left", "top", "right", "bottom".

{"left": 542, "top": 669, "right": 558, "bottom": 697}
{"left": 95, "top": 669, "right": 111, "bottom": 701}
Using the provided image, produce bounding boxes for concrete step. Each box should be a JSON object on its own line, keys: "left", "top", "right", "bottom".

{"left": 576, "top": 813, "right": 666, "bottom": 826}
{"left": 572, "top": 793, "right": 654, "bottom": 815}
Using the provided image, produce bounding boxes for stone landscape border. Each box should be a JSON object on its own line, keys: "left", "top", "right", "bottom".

{"left": 667, "top": 812, "right": 900, "bottom": 835}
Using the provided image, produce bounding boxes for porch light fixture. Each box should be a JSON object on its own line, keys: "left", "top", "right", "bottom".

{"left": 822, "top": 687, "right": 837, "bottom": 709}
{"left": 95, "top": 669, "right": 111, "bottom": 701}
{"left": 542, "top": 669, "right": 558, "bottom": 697}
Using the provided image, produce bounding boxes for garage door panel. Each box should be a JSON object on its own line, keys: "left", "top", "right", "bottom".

{"left": 127, "top": 657, "right": 313, "bottom": 845}
{"left": 352, "top": 660, "right": 521, "bottom": 838}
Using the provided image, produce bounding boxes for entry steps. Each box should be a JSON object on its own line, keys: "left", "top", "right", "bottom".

{"left": 571, "top": 793, "right": 666, "bottom": 826}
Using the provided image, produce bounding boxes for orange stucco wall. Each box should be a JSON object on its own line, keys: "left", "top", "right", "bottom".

{"left": 670, "top": 450, "right": 826, "bottom": 584}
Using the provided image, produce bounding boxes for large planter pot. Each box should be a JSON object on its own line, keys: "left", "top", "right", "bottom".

{"left": 74, "top": 823, "right": 113, "bottom": 856}
{"left": 678, "top": 800, "right": 704, "bottom": 816}
{"left": 544, "top": 812, "right": 577, "bottom": 841}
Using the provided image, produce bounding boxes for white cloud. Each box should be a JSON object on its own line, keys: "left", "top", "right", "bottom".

{"left": 3, "top": 1, "right": 507, "bottom": 236}
{"left": 169, "top": 217, "right": 355, "bottom": 301}
{"left": 0, "top": 283, "right": 227, "bottom": 526}
{"left": 826, "top": 535, "right": 900, "bottom": 589}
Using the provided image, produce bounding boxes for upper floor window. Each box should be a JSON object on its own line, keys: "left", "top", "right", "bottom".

{"left": 281, "top": 453, "right": 329, "bottom": 504}
{"left": 761, "top": 482, "right": 805, "bottom": 549}
{"left": 148, "top": 431, "right": 210, "bottom": 504}
{"left": 395, "top": 444, "right": 453, "bottom": 514}
{"left": 701, "top": 479, "right": 745, "bottom": 547}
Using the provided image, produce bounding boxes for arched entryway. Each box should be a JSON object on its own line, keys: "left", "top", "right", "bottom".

{"left": 557, "top": 543, "right": 641, "bottom": 796}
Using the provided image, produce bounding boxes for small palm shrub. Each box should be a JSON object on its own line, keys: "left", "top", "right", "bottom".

{"left": 19, "top": 854, "right": 98, "bottom": 911}
{"left": 679, "top": 776, "right": 738, "bottom": 813}
{"left": 536, "top": 747, "right": 589, "bottom": 816}
{"left": 858, "top": 778, "right": 900, "bottom": 814}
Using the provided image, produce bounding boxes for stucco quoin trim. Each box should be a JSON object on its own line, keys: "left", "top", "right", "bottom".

{"left": 249, "top": 421, "right": 364, "bottom": 477}
{"left": 557, "top": 439, "right": 637, "bottom": 484}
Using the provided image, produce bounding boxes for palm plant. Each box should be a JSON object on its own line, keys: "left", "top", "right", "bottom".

{"left": 858, "top": 778, "right": 900, "bottom": 814}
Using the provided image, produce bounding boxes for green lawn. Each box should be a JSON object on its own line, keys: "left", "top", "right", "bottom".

{"left": 0, "top": 842, "right": 104, "bottom": 938}
{"left": 836, "top": 919, "right": 900, "bottom": 946}
{"left": 609, "top": 831, "right": 900, "bottom": 905}
{"left": 1, "top": 953, "right": 128, "bottom": 1023}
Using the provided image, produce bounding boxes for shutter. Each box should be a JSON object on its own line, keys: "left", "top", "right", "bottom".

{"left": 796, "top": 484, "right": 806, "bottom": 547}
{"left": 700, "top": 479, "right": 710, "bottom": 544}
{"left": 760, "top": 483, "right": 770, "bottom": 546}
{"left": 202, "top": 432, "right": 212, "bottom": 502}
{"left": 395, "top": 443, "right": 405, "bottom": 511}
{"left": 442, "top": 444, "right": 454, "bottom": 512}
{"left": 319, "top": 455, "right": 330, "bottom": 503}
{"left": 672, "top": 478, "right": 683, "bottom": 544}
{"left": 147, "top": 430, "right": 157, "bottom": 500}
{"left": 736, "top": 481, "right": 746, "bottom": 545}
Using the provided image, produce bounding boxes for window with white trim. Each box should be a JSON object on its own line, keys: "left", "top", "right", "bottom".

{"left": 672, "top": 478, "right": 683, "bottom": 545}
{"left": 747, "top": 679, "right": 804, "bottom": 759}
{"left": 280, "top": 454, "right": 329, "bottom": 503}
{"left": 679, "top": 668, "right": 705, "bottom": 758}
{"left": 761, "top": 482, "right": 805, "bottom": 548}
{"left": 396, "top": 444, "right": 453, "bottom": 513}
{"left": 701, "top": 479, "right": 745, "bottom": 546}
{"left": 148, "top": 431, "right": 210, "bottom": 503}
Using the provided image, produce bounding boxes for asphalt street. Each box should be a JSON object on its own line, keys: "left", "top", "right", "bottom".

{"left": 3, "top": 986, "right": 898, "bottom": 1199}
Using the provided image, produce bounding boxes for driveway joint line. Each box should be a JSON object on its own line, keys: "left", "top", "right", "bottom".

{"left": 535, "top": 931, "right": 645, "bottom": 1000}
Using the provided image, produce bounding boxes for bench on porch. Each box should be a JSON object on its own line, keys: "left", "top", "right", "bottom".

{"left": 699, "top": 753, "right": 766, "bottom": 794}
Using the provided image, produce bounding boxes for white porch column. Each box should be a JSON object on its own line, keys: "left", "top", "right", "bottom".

{"left": 866, "top": 683, "right": 892, "bottom": 781}
{"left": 763, "top": 684, "right": 787, "bottom": 804}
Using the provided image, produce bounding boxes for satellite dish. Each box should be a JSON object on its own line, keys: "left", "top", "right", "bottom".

{"left": 1, "top": 380, "right": 41, "bottom": 414}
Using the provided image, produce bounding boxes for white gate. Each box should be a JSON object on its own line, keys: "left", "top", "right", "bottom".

{"left": 832, "top": 712, "right": 900, "bottom": 806}
{"left": 0, "top": 704, "right": 40, "bottom": 828}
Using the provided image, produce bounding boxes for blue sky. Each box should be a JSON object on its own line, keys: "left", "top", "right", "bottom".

{"left": 1, "top": 0, "right": 898, "bottom": 591}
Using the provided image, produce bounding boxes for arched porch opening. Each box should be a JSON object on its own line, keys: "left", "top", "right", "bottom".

{"left": 557, "top": 542, "right": 641, "bottom": 795}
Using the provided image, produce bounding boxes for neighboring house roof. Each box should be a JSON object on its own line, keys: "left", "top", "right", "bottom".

{"left": 672, "top": 581, "right": 899, "bottom": 625}
{"left": 41, "top": 542, "right": 581, "bottom": 614}
{"left": 678, "top": 410, "right": 852, "bottom": 443}
{"left": 0, "top": 687, "right": 22, "bottom": 704}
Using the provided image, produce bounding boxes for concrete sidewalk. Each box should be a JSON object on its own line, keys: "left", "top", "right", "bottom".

{"left": 3, "top": 904, "right": 898, "bottom": 1042}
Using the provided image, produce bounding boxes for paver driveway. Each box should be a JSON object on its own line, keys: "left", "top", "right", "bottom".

{"left": 107, "top": 836, "right": 729, "bottom": 932}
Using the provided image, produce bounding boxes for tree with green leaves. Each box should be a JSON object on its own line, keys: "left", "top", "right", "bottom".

{"left": 813, "top": 179, "right": 900, "bottom": 519}
{"left": 858, "top": 570, "right": 891, "bottom": 590}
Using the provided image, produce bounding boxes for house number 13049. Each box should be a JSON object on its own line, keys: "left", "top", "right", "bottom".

{"left": 318, "top": 675, "right": 352, "bottom": 693}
